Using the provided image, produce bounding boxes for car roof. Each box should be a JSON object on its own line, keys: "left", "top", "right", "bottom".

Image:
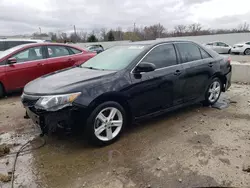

{"left": 10, "top": 42, "right": 83, "bottom": 48}
{"left": 122, "top": 40, "right": 201, "bottom": 46}
{"left": 0, "top": 38, "right": 45, "bottom": 42}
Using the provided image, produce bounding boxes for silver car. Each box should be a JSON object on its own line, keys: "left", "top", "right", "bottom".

{"left": 204, "top": 42, "right": 232, "bottom": 54}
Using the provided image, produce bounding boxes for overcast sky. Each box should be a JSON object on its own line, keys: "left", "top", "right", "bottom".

{"left": 0, "top": 0, "right": 250, "bottom": 35}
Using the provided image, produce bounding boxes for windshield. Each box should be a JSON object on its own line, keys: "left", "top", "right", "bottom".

{"left": 0, "top": 45, "right": 26, "bottom": 59}
{"left": 81, "top": 45, "right": 145, "bottom": 70}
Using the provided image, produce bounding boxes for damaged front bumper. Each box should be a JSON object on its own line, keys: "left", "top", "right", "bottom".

{"left": 26, "top": 107, "right": 79, "bottom": 134}
{"left": 22, "top": 96, "right": 86, "bottom": 135}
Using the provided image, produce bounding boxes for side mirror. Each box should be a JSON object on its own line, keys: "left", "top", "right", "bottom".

{"left": 134, "top": 62, "right": 156, "bottom": 73}
{"left": 7, "top": 58, "right": 17, "bottom": 65}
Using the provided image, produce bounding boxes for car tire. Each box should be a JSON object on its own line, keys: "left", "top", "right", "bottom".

{"left": 244, "top": 48, "right": 250, "bottom": 55}
{"left": 85, "top": 101, "right": 127, "bottom": 146}
{"left": 203, "top": 78, "right": 222, "bottom": 106}
{"left": 0, "top": 83, "right": 4, "bottom": 98}
{"left": 228, "top": 49, "right": 231, "bottom": 54}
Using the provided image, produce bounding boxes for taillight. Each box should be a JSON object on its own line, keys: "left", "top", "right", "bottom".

{"left": 227, "top": 57, "right": 231, "bottom": 64}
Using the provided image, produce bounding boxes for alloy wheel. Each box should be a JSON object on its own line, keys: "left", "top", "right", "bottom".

{"left": 208, "top": 81, "right": 221, "bottom": 103}
{"left": 94, "top": 107, "right": 123, "bottom": 141}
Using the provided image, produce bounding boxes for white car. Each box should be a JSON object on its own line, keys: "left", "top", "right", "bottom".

{"left": 0, "top": 39, "right": 45, "bottom": 52}
{"left": 231, "top": 41, "right": 250, "bottom": 55}
{"left": 204, "top": 42, "right": 232, "bottom": 54}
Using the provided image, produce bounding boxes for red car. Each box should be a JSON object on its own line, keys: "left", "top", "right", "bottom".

{"left": 0, "top": 43, "right": 96, "bottom": 97}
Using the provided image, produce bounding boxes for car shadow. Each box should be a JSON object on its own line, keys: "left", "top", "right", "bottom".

{"left": 41, "top": 102, "right": 205, "bottom": 151}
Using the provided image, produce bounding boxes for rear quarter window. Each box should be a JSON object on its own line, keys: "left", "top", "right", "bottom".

{"left": 69, "top": 47, "right": 82, "bottom": 54}
{"left": 200, "top": 48, "right": 211, "bottom": 59}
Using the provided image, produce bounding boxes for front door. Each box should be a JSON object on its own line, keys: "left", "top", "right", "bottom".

{"left": 4, "top": 46, "right": 46, "bottom": 91}
{"left": 128, "top": 43, "right": 185, "bottom": 117}
{"left": 175, "top": 42, "right": 215, "bottom": 102}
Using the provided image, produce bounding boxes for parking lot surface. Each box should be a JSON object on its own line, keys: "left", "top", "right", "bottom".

{"left": 229, "top": 54, "right": 250, "bottom": 63}
{"left": 1, "top": 84, "right": 250, "bottom": 188}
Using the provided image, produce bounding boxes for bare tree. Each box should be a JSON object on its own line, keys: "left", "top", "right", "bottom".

{"left": 143, "top": 23, "right": 165, "bottom": 40}
{"left": 78, "top": 31, "right": 88, "bottom": 42}
{"left": 238, "top": 22, "right": 249, "bottom": 32}
{"left": 174, "top": 25, "right": 187, "bottom": 36}
{"left": 116, "top": 27, "right": 123, "bottom": 41}
{"left": 57, "top": 32, "right": 68, "bottom": 42}
{"left": 188, "top": 23, "right": 202, "bottom": 35}
{"left": 100, "top": 28, "right": 107, "bottom": 41}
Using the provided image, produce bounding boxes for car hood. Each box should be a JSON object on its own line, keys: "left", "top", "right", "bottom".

{"left": 24, "top": 67, "right": 117, "bottom": 95}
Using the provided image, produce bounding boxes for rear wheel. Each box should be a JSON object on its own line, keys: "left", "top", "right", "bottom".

{"left": 0, "top": 84, "right": 4, "bottom": 98}
{"left": 85, "top": 101, "right": 126, "bottom": 146}
{"left": 203, "top": 78, "right": 222, "bottom": 106}
{"left": 244, "top": 48, "right": 250, "bottom": 55}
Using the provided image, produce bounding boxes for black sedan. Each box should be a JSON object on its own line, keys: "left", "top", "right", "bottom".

{"left": 21, "top": 41, "right": 232, "bottom": 146}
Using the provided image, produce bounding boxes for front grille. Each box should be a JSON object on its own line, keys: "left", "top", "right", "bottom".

{"left": 21, "top": 93, "right": 40, "bottom": 107}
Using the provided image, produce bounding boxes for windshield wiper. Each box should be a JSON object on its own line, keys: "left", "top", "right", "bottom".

{"left": 82, "top": 66, "right": 105, "bottom": 71}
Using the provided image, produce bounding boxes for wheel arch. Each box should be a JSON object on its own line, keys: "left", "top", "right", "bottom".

{"left": 211, "top": 73, "right": 227, "bottom": 92}
{"left": 88, "top": 92, "right": 133, "bottom": 123}
{"left": 244, "top": 48, "right": 250, "bottom": 55}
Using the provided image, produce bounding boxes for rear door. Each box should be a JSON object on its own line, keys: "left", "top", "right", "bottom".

{"left": 4, "top": 46, "right": 46, "bottom": 91}
{"left": 129, "top": 43, "right": 185, "bottom": 117}
{"left": 43, "top": 45, "right": 75, "bottom": 74}
{"left": 175, "top": 42, "right": 215, "bottom": 102}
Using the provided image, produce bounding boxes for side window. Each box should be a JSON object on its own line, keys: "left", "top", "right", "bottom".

{"left": 217, "top": 42, "right": 227, "bottom": 47}
{"left": 245, "top": 42, "right": 250, "bottom": 45}
{"left": 69, "top": 47, "right": 82, "bottom": 54}
{"left": 176, "top": 43, "right": 202, "bottom": 63}
{"left": 47, "top": 46, "right": 70, "bottom": 58}
{"left": 0, "top": 41, "right": 5, "bottom": 51}
{"left": 142, "top": 44, "right": 177, "bottom": 69}
{"left": 12, "top": 46, "right": 44, "bottom": 63}
{"left": 0, "top": 60, "right": 5, "bottom": 65}
{"left": 200, "top": 48, "right": 211, "bottom": 59}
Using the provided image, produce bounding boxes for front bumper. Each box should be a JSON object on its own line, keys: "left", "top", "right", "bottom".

{"left": 22, "top": 94, "right": 87, "bottom": 134}
{"left": 26, "top": 107, "right": 78, "bottom": 134}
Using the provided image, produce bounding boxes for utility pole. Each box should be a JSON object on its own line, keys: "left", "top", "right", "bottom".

{"left": 73, "top": 25, "right": 77, "bottom": 42}
{"left": 133, "top": 23, "right": 136, "bottom": 42}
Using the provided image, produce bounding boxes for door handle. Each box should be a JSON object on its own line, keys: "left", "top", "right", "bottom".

{"left": 174, "top": 70, "right": 181, "bottom": 75}
{"left": 208, "top": 62, "right": 213, "bottom": 67}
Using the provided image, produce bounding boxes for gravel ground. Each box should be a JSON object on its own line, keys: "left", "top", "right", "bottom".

{"left": 1, "top": 84, "right": 250, "bottom": 188}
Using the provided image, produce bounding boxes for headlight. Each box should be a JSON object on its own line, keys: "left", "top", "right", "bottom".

{"left": 35, "top": 92, "right": 81, "bottom": 111}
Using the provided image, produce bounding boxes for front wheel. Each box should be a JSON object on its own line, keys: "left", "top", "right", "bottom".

{"left": 85, "top": 101, "right": 126, "bottom": 146}
{"left": 203, "top": 78, "right": 222, "bottom": 106}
